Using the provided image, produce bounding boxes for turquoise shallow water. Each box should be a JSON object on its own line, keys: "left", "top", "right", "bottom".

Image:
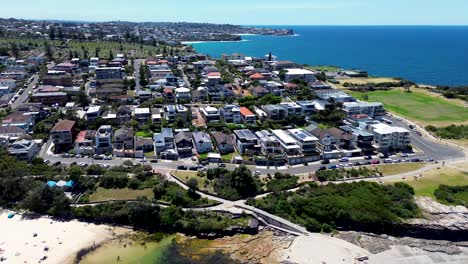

{"left": 190, "top": 26, "right": 468, "bottom": 86}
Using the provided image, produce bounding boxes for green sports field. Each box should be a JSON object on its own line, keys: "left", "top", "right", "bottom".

{"left": 350, "top": 89, "right": 468, "bottom": 125}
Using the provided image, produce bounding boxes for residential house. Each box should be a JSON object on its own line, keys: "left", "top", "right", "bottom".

{"left": 134, "top": 108, "right": 151, "bottom": 124}
{"left": 174, "top": 131, "right": 193, "bottom": 157}
{"left": 137, "top": 91, "right": 152, "bottom": 102}
{"left": 201, "top": 106, "right": 221, "bottom": 123}
{"left": 280, "top": 102, "right": 302, "bottom": 117}
{"left": 263, "top": 104, "right": 287, "bottom": 120}
{"left": 240, "top": 107, "right": 256, "bottom": 124}
{"left": 340, "top": 125, "right": 375, "bottom": 154}
{"left": 212, "top": 132, "right": 235, "bottom": 155}
{"left": 1, "top": 114, "right": 34, "bottom": 133}
{"left": 271, "top": 129, "right": 301, "bottom": 156}
{"left": 0, "top": 126, "right": 26, "bottom": 142}
{"left": 255, "top": 130, "right": 282, "bottom": 156}
{"left": 233, "top": 129, "right": 259, "bottom": 155}
{"left": 85, "top": 106, "right": 102, "bottom": 121}
{"left": 32, "top": 92, "right": 68, "bottom": 106}
{"left": 113, "top": 127, "right": 135, "bottom": 157}
{"left": 220, "top": 105, "right": 242, "bottom": 124}
{"left": 50, "top": 120, "right": 77, "bottom": 152}
{"left": 94, "top": 125, "right": 113, "bottom": 155}
{"left": 116, "top": 105, "right": 132, "bottom": 124}
{"left": 74, "top": 130, "right": 95, "bottom": 155}
{"left": 8, "top": 139, "right": 38, "bottom": 162}
{"left": 95, "top": 67, "right": 122, "bottom": 80}
{"left": 311, "top": 128, "right": 356, "bottom": 158}
{"left": 250, "top": 86, "right": 269, "bottom": 97}
{"left": 192, "top": 131, "right": 213, "bottom": 154}
{"left": 288, "top": 128, "right": 319, "bottom": 155}
{"left": 42, "top": 73, "right": 73, "bottom": 87}
{"left": 134, "top": 137, "right": 154, "bottom": 158}
{"left": 175, "top": 87, "right": 191, "bottom": 101}
{"left": 154, "top": 128, "right": 175, "bottom": 155}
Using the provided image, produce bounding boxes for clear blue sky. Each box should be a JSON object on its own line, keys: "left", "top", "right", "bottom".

{"left": 1, "top": 0, "right": 468, "bottom": 25}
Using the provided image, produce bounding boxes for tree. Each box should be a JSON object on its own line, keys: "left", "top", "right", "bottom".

{"left": 109, "top": 49, "right": 114, "bottom": 60}
{"left": 57, "top": 27, "right": 64, "bottom": 40}
{"left": 21, "top": 185, "right": 70, "bottom": 216}
{"left": 128, "top": 199, "right": 160, "bottom": 230}
{"left": 69, "top": 165, "right": 84, "bottom": 182}
{"left": 44, "top": 41, "right": 53, "bottom": 60}
{"left": 315, "top": 72, "right": 327, "bottom": 82}
{"left": 9, "top": 42, "right": 19, "bottom": 58}
{"left": 49, "top": 27, "right": 56, "bottom": 40}
{"left": 187, "top": 178, "right": 198, "bottom": 193}
{"left": 75, "top": 91, "right": 90, "bottom": 106}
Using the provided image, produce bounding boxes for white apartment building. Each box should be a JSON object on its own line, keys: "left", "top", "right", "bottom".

{"left": 369, "top": 123, "right": 411, "bottom": 152}
{"left": 343, "top": 101, "right": 385, "bottom": 119}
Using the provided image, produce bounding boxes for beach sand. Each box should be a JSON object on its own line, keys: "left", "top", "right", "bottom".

{"left": 0, "top": 210, "right": 126, "bottom": 264}
{"left": 283, "top": 233, "right": 371, "bottom": 264}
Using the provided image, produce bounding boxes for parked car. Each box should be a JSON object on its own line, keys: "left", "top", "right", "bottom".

{"left": 150, "top": 159, "right": 158, "bottom": 163}
{"left": 364, "top": 155, "right": 372, "bottom": 160}
{"left": 189, "top": 166, "right": 198, "bottom": 171}
{"left": 321, "top": 159, "right": 330, "bottom": 164}
{"left": 328, "top": 165, "right": 337, "bottom": 170}
{"left": 61, "top": 154, "right": 70, "bottom": 158}
{"left": 353, "top": 161, "right": 361, "bottom": 166}
{"left": 339, "top": 157, "right": 349, "bottom": 162}
{"left": 219, "top": 164, "right": 226, "bottom": 168}
{"left": 44, "top": 160, "right": 50, "bottom": 165}
{"left": 52, "top": 161, "right": 61, "bottom": 166}
{"left": 384, "top": 159, "right": 393, "bottom": 164}
{"left": 79, "top": 162, "right": 87, "bottom": 167}
{"left": 400, "top": 153, "right": 409, "bottom": 157}
{"left": 427, "top": 158, "right": 435, "bottom": 162}
{"left": 371, "top": 160, "right": 380, "bottom": 164}
{"left": 177, "top": 165, "right": 187, "bottom": 170}
{"left": 318, "top": 166, "right": 327, "bottom": 171}
{"left": 93, "top": 154, "right": 103, "bottom": 160}
{"left": 103, "top": 156, "right": 112, "bottom": 160}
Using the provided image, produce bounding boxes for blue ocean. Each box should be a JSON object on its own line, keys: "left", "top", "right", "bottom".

{"left": 189, "top": 26, "right": 468, "bottom": 86}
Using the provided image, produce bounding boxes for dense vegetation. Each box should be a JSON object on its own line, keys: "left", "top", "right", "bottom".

{"left": 426, "top": 125, "right": 468, "bottom": 140}
{"left": 207, "top": 166, "right": 261, "bottom": 200}
{"left": 247, "top": 181, "right": 419, "bottom": 233}
{"left": 316, "top": 167, "right": 381, "bottom": 181}
{"left": 73, "top": 200, "right": 253, "bottom": 235}
{"left": 434, "top": 86, "right": 468, "bottom": 101}
{"left": 434, "top": 185, "right": 468, "bottom": 207}
{"left": 265, "top": 173, "right": 300, "bottom": 194}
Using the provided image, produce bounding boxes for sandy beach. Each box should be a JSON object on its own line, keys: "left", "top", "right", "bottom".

{"left": 283, "top": 233, "right": 371, "bottom": 264}
{"left": 0, "top": 210, "right": 126, "bottom": 264}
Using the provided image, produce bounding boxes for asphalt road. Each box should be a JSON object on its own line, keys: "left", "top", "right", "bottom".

{"left": 10, "top": 75, "right": 38, "bottom": 109}
{"left": 133, "top": 59, "right": 143, "bottom": 93}
{"left": 388, "top": 116, "right": 465, "bottom": 161}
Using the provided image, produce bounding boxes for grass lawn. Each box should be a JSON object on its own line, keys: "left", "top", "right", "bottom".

{"left": 305, "top": 65, "right": 342, "bottom": 72}
{"left": 221, "top": 152, "right": 234, "bottom": 161}
{"left": 384, "top": 167, "right": 468, "bottom": 198}
{"left": 136, "top": 130, "right": 153, "bottom": 137}
{"left": 374, "top": 163, "right": 425, "bottom": 176}
{"left": 144, "top": 151, "right": 155, "bottom": 158}
{"left": 349, "top": 89, "right": 468, "bottom": 125}
{"left": 198, "top": 153, "right": 208, "bottom": 160}
{"left": 172, "top": 170, "right": 214, "bottom": 193}
{"left": 89, "top": 187, "right": 154, "bottom": 202}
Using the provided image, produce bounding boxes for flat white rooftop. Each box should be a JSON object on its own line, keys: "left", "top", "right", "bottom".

{"left": 371, "top": 123, "right": 409, "bottom": 134}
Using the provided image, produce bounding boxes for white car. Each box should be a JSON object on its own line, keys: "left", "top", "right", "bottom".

{"left": 254, "top": 171, "right": 261, "bottom": 176}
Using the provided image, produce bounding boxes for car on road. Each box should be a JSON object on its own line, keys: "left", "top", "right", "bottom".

{"left": 150, "top": 159, "right": 158, "bottom": 163}
{"left": 104, "top": 156, "right": 112, "bottom": 160}
{"left": 353, "top": 161, "right": 361, "bottom": 166}
{"left": 254, "top": 171, "right": 261, "bottom": 176}
{"left": 93, "top": 154, "right": 103, "bottom": 160}
{"left": 219, "top": 163, "right": 226, "bottom": 168}
{"left": 416, "top": 131, "right": 422, "bottom": 136}
{"left": 79, "top": 162, "right": 87, "bottom": 167}
{"left": 100, "top": 164, "right": 110, "bottom": 169}
{"left": 177, "top": 165, "right": 187, "bottom": 170}
{"left": 400, "top": 153, "right": 409, "bottom": 157}
{"left": 409, "top": 125, "right": 414, "bottom": 129}
{"left": 61, "top": 154, "right": 70, "bottom": 158}
{"left": 328, "top": 165, "right": 337, "bottom": 170}
{"left": 321, "top": 159, "right": 330, "bottom": 164}
{"left": 364, "top": 155, "right": 372, "bottom": 160}
{"left": 44, "top": 160, "right": 50, "bottom": 165}
{"left": 75, "top": 154, "right": 82, "bottom": 158}
{"left": 427, "top": 158, "right": 434, "bottom": 162}
{"left": 189, "top": 166, "right": 198, "bottom": 171}
{"left": 52, "top": 161, "right": 61, "bottom": 166}
{"left": 371, "top": 160, "right": 380, "bottom": 164}
{"left": 383, "top": 159, "right": 393, "bottom": 164}
{"left": 318, "top": 166, "right": 327, "bottom": 171}
{"left": 339, "top": 157, "right": 349, "bottom": 162}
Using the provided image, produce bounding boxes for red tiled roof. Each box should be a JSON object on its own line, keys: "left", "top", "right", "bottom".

{"left": 240, "top": 107, "right": 254, "bottom": 117}
{"left": 207, "top": 72, "right": 221, "bottom": 77}
{"left": 51, "top": 120, "right": 76, "bottom": 132}
{"left": 75, "top": 130, "right": 88, "bottom": 143}
{"left": 250, "top": 73, "right": 264, "bottom": 80}
{"left": 163, "top": 88, "right": 173, "bottom": 94}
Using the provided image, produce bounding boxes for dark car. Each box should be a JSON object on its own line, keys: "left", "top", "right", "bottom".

{"left": 318, "top": 166, "right": 327, "bottom": 171}
{"left": 321, "top": 159, "right": 330, "bottom": 164}
{"left": 219, "top": 164, "right": 226, "bottom": 168}
{"left": 150, "top": 159, "right": 158, "bottom": 163}
{"left": 353, "top": 161, "right": 361, "bottom": 166}
{"left": 52, "top": 161, "right": 61, "bottom": 166}
{"left": 364, "top": 155, "right": 372, "bottom": 160}
{"left": 177, "top": 165, "right": 187, "bottom": 170}
{"left": 44, "top": 160, "right": 50, "bottom": 165}
{"left": 328, "top": 165, "right": 337, "bottom": 170}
